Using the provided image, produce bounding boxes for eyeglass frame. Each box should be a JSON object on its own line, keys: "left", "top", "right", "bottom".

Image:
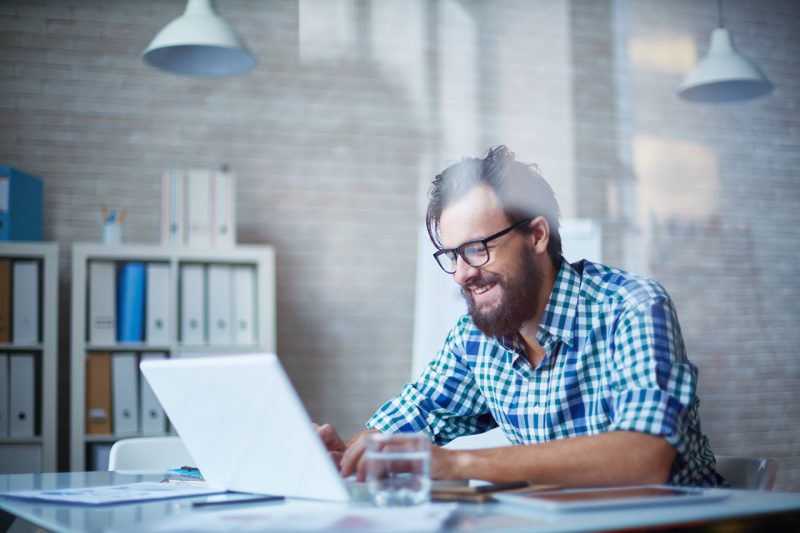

{"left": 432, "top": 217, "right": 534, "bottom": 274}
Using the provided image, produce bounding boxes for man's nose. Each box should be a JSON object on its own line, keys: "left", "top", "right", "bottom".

{"left": 453, "top": 256, "right": 480, "bottom": 286}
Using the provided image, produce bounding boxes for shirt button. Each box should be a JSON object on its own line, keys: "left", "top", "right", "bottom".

{"left": 533, "top": 404, "right": 544, "bottom": 414}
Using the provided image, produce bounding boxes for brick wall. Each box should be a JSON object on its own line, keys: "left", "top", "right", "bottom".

{"left": 1, "top": 0, "right": 797, "bottom": 489}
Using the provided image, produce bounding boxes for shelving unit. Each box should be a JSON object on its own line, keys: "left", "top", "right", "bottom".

{"left": 0, "top": 242, "right": 58, "bottom": 473}
{"left": 70, "top": 243, "right": 275, "bottom": 471}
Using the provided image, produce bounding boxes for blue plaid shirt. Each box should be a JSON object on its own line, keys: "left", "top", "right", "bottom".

{"left": 367, "top": 259, "right": 723, "bottom": 486}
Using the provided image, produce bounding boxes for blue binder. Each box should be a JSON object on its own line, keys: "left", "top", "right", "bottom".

{"left": 0, "top": 166, "right": 43, "bottom": 241}
{"left": 117, "top": 262, "right": 146, "bottom": 343}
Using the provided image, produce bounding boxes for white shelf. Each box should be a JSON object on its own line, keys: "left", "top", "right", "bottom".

{"left": 0, "top": 242, "right": 58, "bottom": 473}
{"left": 70, "top": 243, "right": 276, "bottom": 471}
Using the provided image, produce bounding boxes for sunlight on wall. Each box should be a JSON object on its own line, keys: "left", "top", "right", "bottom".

{"left": 628, "top": 33, "right": 696, "bottom": 73}
{"left": 633, "top": 134, "right": 719, "bottom": 223}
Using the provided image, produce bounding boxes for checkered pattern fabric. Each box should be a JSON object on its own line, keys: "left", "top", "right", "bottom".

{"left": 367, "top": 259, "right": 723, "bottom": 487}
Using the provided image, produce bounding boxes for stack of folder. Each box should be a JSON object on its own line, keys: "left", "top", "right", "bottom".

{"left": 0, "top": 259, "right": 41, "bottom": 345}
{"left": 0, "top": 257, "right": 42, "bottom": 439}
{"left": 87, "top": 260, "right": 257, "bottom": 347}
{"left": 161, "top": 169, "right": 236, "bottom": 248}
{"left": 85, "top": 352, "right": 167, "bottom": 437}
{"left": 0, "top": 353, "right": 39, "bottom": 438}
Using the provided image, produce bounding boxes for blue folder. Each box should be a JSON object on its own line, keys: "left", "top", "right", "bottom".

{"left": 0, "top": 166, "right": 43, "bottom": 241}
{"left": 117, "top": 262, "right": 146, "bottom": 342}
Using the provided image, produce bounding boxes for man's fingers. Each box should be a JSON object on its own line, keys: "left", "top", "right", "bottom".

{"left": 329, "top": 451, "right": 344, "bottom": 469}
{"left": 314, "top": 423, "right": 346, "bottom": 453}
{"left": 339, "top": 437, "right": 366, "bottom": 478}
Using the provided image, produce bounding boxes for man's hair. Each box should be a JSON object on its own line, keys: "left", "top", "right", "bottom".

{"left": 426, "top": 145, "right": 562, "bottom": 269}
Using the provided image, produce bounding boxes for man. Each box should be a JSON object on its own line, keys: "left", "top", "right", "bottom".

{"left": 318, "top": 145, "right": 724, "bottom": 487}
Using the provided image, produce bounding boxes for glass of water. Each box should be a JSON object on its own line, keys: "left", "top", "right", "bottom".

{"left": 365, "top": 432, "right": 431, "bottom": 506}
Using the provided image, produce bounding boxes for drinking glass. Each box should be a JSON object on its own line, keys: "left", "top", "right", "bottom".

{"left": 364, "top": 432, "right": 431, "bottom": 506}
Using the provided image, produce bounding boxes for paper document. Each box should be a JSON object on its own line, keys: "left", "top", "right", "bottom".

{"left": 146, "top": 501, "right": 457, "bottom": 532}
{"left": 0, "top": 482, "right": 225, "bottom": 506}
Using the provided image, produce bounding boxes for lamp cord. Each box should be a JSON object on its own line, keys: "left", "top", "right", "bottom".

{"left": 718, "top": 0, "right": 724, "bottom": 28}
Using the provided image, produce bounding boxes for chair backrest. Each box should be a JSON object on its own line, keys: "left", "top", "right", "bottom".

{"left": 108, "top": 436, "right": 195, "bottom": 473}
{"left": 715, "top": 455, "right": 778, "bottom": 490}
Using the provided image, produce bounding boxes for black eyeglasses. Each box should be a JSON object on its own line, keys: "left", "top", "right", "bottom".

{"left": 433, "top": 217, "right": 533, "bottom": 274}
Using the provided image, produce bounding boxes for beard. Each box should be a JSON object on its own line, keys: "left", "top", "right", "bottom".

{"left": 462, "top": 244, "right": 542, "bottom": 339}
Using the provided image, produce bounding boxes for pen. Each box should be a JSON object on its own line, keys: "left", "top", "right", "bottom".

{"left": 192, "top": 494, "right": 285, "bottom": 508}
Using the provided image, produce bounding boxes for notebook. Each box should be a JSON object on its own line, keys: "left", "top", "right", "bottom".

{"left": 140, "top": 353, "right": 354, "bottom": 502}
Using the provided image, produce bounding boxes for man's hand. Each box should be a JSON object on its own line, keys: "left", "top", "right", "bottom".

{"left": 339, "top": 429, "right": 380, "bottom": 481}
{"left": 313, "top": 423, "right": 347, "bottom": 468}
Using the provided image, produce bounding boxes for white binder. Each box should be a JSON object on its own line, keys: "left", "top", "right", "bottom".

{"left": 89, "top": 261, "right": 116, "bottom": 344}
{"left": 161, "top": 170, "right": 185, "bottom": 246}
{"left": 232, "top": 265, "right": 256, "bottom": 345}
{"left": 145, "top": 263, "right": 170, "bottom": 345}
{"left": 185, "top": 171, "right": 212, "bottom": 247}
{"left": 180, "top": 264, "right": 206, "bottom": 345}
{"left": 9, "top": 353, "right": 35, "bottom": 437}
{"left": 139, "top": 352, "right": 167, "bottom": 434}
{"left": 207, "top": 265, "right": 232, "bottom": 345}
{"left": 0, "top": 353, "right": 8, "bottom": 437}
{"left": 111, "top": 352, "right": 139, "bottom": 436}
{"left": 12, "top": 261, "right": 39, "bottom": 344}
{"left": 212, "top": 171, "right": 235, "bottom": 247}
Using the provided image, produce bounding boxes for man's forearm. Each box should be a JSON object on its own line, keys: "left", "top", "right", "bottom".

{"left": 442, "top": 430, "right": 675, "bottom": 486}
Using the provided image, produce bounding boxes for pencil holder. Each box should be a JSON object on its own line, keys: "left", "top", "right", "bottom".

{"left": 102, "top": 222, "right": 122, "bottom": 245}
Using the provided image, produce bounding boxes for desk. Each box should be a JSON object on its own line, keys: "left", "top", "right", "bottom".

{"left": 1, "top": 472, "right": 799, "bottom": 532}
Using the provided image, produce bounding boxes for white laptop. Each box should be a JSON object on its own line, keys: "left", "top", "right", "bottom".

{"left": 140, "top": 353, "right": 352, "bottom": 502}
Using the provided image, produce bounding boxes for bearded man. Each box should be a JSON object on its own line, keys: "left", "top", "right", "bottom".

{"left": 317, "top": 145, "right": 725, "bottom": 487}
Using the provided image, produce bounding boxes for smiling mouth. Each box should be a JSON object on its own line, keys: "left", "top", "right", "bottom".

{"left": 471, "top": 282, "right": 496, "bottom": 296}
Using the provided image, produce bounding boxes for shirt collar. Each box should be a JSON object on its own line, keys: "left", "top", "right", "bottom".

{"left": 537, "top": 259, "right": 581, "bottom": 348}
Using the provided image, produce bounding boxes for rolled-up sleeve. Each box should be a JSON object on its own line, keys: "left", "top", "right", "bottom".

{"left": 366, "top": 320, "right": 496, "bottom": 445}
{"left": 607, "top": 296, "right": 697, "bottom": 460}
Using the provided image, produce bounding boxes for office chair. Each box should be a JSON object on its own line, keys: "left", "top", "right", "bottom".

{"left": 715, "top": 455, "right": 778, "bottom": 490}
{"left": 108, "top": 436, "right": 195, "bottom": 473}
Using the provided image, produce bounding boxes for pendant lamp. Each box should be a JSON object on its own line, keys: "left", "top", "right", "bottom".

{"left": 142, "top": 0, "right": 256, "bottom": 77}
{"left": 678, "top": 0, "right": 772, "bottom": 102}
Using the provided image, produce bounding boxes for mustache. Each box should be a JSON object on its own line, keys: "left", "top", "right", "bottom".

{"left": 461, "top": 272, "right": 503, "bottom": 299}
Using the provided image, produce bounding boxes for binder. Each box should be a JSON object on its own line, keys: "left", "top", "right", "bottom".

{"left": 0, "top": 353, "right": 8, "bottom": 437}
{"left": 0, "top": 259, "right": 10, "bottom": 343}
{"left": 139, "top": 352, "right": 167, "bottom": 434}
{"left": 0, "top": 166, "right": 43, "bottom": 241}
{"left": 116, "top": 262, "right": 146, "bottom": 343}
{"left": 9, "top": 353, "right": 35, "bottom": 437}
{"left": 89, "top": 261, "right": 116, "bottom": 345}
{"left": 0, "top": 444, "right": 41, "bottom": 473}
{"left": 180, "top": 264, "right": 206, "bottom": 345}
{"left": 211, "top": 171, "right": 236, "bottom": 247}
{"left": 185, "top": 170, "right": 212, "bottom": 247}
{"left": 207, "top": 265, "right": 232, "bottom": 345}
{"left": 111, "top": 352, "right": 139, "bottom": 436}
{"left": 85, "top": 352, "right": 112, "bottom": 434}
{"left": 145, "top": 263, "right": 170, "bottom": 345}
{"left": 88, "top": 443, "right": 112, "bottom": 471}
{"left": 232, "top": 265, "right": 256, "bottom": 345}
{"left": 12, "top": 260, "right": 39, "bottom": 344}
{"left": 161, "top": 170, "right": 185, "bottom": 246}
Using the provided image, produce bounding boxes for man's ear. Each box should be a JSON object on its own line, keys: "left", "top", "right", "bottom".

{"left": 528, "top": 216, "right": 550, "bottom": 255}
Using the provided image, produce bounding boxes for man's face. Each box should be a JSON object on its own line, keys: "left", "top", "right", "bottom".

{"left": 439, "top": 186, "right": 542, "bottom": 338}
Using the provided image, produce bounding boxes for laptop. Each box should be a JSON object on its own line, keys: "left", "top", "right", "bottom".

{"left": 140, "top": 353, "right": 353, "bottom": 502}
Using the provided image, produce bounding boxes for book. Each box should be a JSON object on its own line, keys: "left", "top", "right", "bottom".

{"left": 431, "top": 481, "right": 559, "bottom": 503}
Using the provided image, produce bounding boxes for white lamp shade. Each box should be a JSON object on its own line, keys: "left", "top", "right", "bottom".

{"left": 678, "top": 28, "right": 772, "bottom": 102}
{"left": 142, "top": 0, "right": 256, "bottom": 77}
